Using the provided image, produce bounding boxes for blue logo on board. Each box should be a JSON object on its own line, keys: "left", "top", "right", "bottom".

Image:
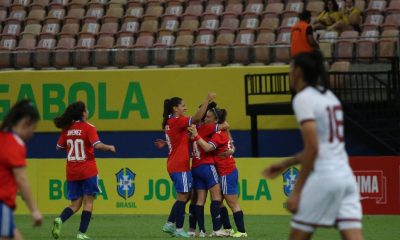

{"left": 283, "top": 167, "right": 299, "bottom": 197}
{"left": 116, "top": 168, "right": 136, "bottom": 200}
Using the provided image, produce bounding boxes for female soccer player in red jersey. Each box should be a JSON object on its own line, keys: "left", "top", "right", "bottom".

{"left": 0, "top": 100, "right": 42, "bottom": 240}
{"left": 161, "top": 93, "right": 216, "bottom": 238}
{"left": 188, "top": 108, "right": 247, "bottom": 238}
{"left": 52, "top": 101, "right": 116, "bottom": 240}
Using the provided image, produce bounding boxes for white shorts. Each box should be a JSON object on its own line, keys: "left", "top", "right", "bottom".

{"left": 291, "top": 173, "right": 362, "bottom": 233}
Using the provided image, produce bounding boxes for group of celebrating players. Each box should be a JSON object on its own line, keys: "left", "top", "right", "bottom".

{"left": 0, "top": 50, "right": 363, "bottom": 240}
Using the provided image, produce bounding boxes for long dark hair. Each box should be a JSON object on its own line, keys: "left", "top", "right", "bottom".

{"left": 209, "top": 107, "right": 227, "bottom": 124}
{"left": 0, "top": 99, "right": 40, "bottom": 132}
{"left": 162, "top": 97, "right": 182, "bottom": 129}
{"left": 324, "top": 0, "right": 339, "bottom": 11}
{"left": 293, "top": 50, "right": 328, "bottom": 93}
{"left": 54, "top": 101, "right": 86, "bottom": 129}
{"left": 201, "top": 101, "right": 217, "bottom": 122}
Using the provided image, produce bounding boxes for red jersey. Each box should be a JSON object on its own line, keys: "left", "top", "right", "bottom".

{"left": 209, "top": 131, "right": 236, "bottom": 176}
{"left": 165, "top": 116, "right": 192, "bottom": 173}
{"left": 0, "top": 132, "right": 26, "bottom": 209}
{"left": 57, "top": 121, "right": 100, "bottom": 181}
{"left": 191, "top": 123, "right": 218, "bottom": 168}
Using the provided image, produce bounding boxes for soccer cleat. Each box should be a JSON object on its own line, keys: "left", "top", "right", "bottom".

{"left": 77, "top": 233, "right": 91, "bottom": 239}
{"left": 209, "top": 229, "right": 230, "bottom": 237}
{"left": 173, "top": 230, "right": 191, "bottom": 238}
{"left": 232, "top": 231, "right": 248, "bottom": 238}
{"left": 162, "top": 223, "right": 176, "bottom": 236}
{"left": 224, "top": 228, "right": 235, "bottom": 236}
{"left": 198, "top": 230, "right": 207, "bottom": 238}
{"left": 188, "top": 231, "right": 196, "bottom": 237}
{"left": 52, "top": 217, "right": 62, "bottom": 239}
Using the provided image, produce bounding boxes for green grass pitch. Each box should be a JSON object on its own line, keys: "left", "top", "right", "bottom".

{"left": 16, "top": 215, "right": 400, "bottom": 239}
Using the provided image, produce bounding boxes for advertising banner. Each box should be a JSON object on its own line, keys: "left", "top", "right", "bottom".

{"left": 0, "top": 67, "right": 295, "bottom": 132}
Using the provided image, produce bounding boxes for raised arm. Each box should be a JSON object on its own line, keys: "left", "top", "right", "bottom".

{"left": 191, "top": 93, "right": 217, "bottom": 124}
{"left": 94, "top": 142, "right": 116, "bottom": 153}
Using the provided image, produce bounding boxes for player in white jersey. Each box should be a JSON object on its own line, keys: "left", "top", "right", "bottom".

{"left": 263, "top": 51, "right": 363, "bottom": 240}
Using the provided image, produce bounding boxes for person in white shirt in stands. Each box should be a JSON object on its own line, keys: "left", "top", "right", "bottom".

{"left": 262, "top": 50, "right": 363, "bottom": 240}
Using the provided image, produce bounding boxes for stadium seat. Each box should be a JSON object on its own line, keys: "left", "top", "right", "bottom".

{"left": 357, "top": 30, "right": 379, "bottom": 60}
{"left": 0, "top": 38, "right": 16, "bottom": 68}
{"left": 144, "top": 2, "right": 164, "bottom": 18}
{"left": 199, "top": 15, "right": 220, "bottom": 32}
{"left": 68, "top": 0, "right": 89, "bottom": 9}
{"left": 259, "top": 15, "right": 280, "bottom": 32}
{"left": 319, "top": 31, "right": 339, "bottom": 59}
{"left": 203, "top": 1, "right": 224, "bottom": 16}
{"left": 40, "top": 23, "right": 60, "bottom": 39}
{"left": 219, "top": 14, "right": 240, "bottom": 31}
{"left": 192, "top": 29, "right": 215, "bottom": 65}
{"left": 98, "top": 22, "right": 119, "bottom": 37}
{"left": 274, "top": 30, "right": 291, "bottom": 63}
{"left": 160, "top": 15, "right": 179, "bottom": 33}
{"left": 65, "top": 8, "right": 85, "bottom": 23}
{"left": 233, "top": 30, "right": 255, "bottom": 65}
{"left": 49, "top": 0, "right": 68, "bottom": 9}
{"left": 253, "top": 32, "right": 275, "bottom": 64}
{"left": 11, "top": 0, "right": 31, "bottom": 10}
{"left": 306, "top": 1, "right": 324, "bottom": 16}
{"left": 74, "top": 37, "right": 95, "bottom": 67}
{"left": 26, "top": 9, "right": 46, "bottom": 24}
{"left": 387, "top": 0, "right": 400, "bottom": 14}
{"left": 84, "top": 7, "right": 105, "bottom": 23}
{"left": 361, "top": 14, "right": 383, "bottom": 31}
{"left": 114, "top": 35, "right": 135, "bottom": 67}
{"left": 140, "top": 16, "right": 159, "bottom": 34}
{"left": 239, "top": 16, "right": 259, "bottom": 31}
{"left": 79, "top": 22, "right": 100, "bottom": 37}
{"left": 15, "top": 38, "right": 36, "bottom": 68}
{"left": 7, "top": 9, "right": 26, "bottom": 23}
{"left": 365, "top": 0, "right": 387, "bottom": 15}
{"left": 213, "top": 29, "right": 235, "bottom": 65}
{"left": 263, "top": 3, "right": 284, "bottom": 17}
{"left": 243, "top": 2, "right": 264, "bottom": 16}
{"left": 378, "top": 30, "right": 399, "bottom": 59}
{"left": 133, "top": 33, "right": 154, "bottom": 66}
{"left": 0, "top": 9, "right": 7, "bottom": 23}
{"left": 88, "top": 0, "right": 107, "bottom": 8}
{"left": 94, "top": 35, "right": 115, "bottom": 67}
{"left": 283, "top": 1, "right": 304, "bottom": 18}
{"left": 172, "top": 32, "right": 194, "bottom": 66}
{"left": 153, "top": 33, "right": 175, "bottom": 66}
{"left": 34, "top": 38, "right": 56, "bottom": 68}
{"left": 164, "top": 3, "right": 183, "bottom": 17}
{"left": 119, "top": 19, "right": 139, "bottom": 37}
{"left": 382, "top": 14, "right": 400, "bottom": 31}
{"left": 355, "top": 0, "right": 366, "bottom": 12}
{"left": 222, "top": 1, "right": 243, "bottom": 16}
{"left": 279, "top": 16, "right": 299, "bottom": 31}
{"left": 183, "top": 1, "right": 203, "bottom": 17}
{"left": 20, "top": 24, "right": 42, "bottom": 39}
{"left": 30, "top": 0, "right": 49, "bottom": 9}
{"left": 59, "top": 23, "right": 80, "bottom": 38}
{"left": 109, "top": 0, "right": 126, "bottom": 8}
{"left": 330, "top": 61, "right": 350, "bottom": 72}
{"left": 179, "top": 15, "right": 199, "bottom": 33}
{"left": 103, "top": 7, "right": 124, "bottom": 23}
{"left": 125, "top": 4, "right": 144, "bottom": 20}
{"left": 336, "top": 30, "right": 359, "bottom": 60}
{"left": 1, "top": 23, "right": 22, "bottom": 38}
{"left": 45, "top": 9, "right": 66, "bottom": 23}
{"left": 54, "top": 36, "right": 75, "bottom": 68}
{"left": 0, "top": 0, "right": 11, "bottom": 8}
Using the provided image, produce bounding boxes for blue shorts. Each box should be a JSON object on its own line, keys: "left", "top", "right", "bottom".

{"left": 220, "top": 168, "right": 239, "bottom": 195}
{"left": 67, "top": 175, "right": 101, "bottom": 200}
{"left": 170, "top": 171, "right": 192, "bottom": 193}
{"left": 192, "top": 164, "right": 219, "bottom": 190}
{"left": 0, "top": 202, "right": 15, "bottom": 238}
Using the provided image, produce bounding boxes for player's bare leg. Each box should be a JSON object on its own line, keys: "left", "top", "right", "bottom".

{"left": 77, "top": 195, "right": 94, "bottom": 239}
{"left": 69, "top": 198, "right": 84, "bottom": 213}
{"left": 288, "top": 228, "right": 313, "bottom": 240}
{"left": 13, "top": 228, "right": 23, "bottom": 240}
{"left": 340, "top": 229, "right": 364, "bottom": 240}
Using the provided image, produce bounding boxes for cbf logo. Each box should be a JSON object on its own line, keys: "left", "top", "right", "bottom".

{"left": 116, "top": 168, "right": 136, "bottom": 200}
{"left": 283, "top": 167, "right": 299, "bottom": 197}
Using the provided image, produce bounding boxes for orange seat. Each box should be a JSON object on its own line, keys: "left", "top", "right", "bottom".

{"left": 193, "top": 29, "right": 215, "bottom": 65}
{"left": 79, "top": 23, "right": 100, "bottom": 37}
{"left": 361, "top": 14, "right": 383, "bottom": 31}
{"left": 94, "top": 35, "right": 115, "bottom": 67}
{"left": 254, "top": 32, "right": 275, "bottom": 64}
{"left": 282, "top": 2, "right": 304, "bottom": 18}
{"left": 203, "top": 2, "right": 224, "bottom": 16}
{"left": 387, "top": 0, "right": 400, "bottom": 14}
{"left": 219, "top": 15, "right": 240, "bottom": 31}
{"left": 356, "top": 30, "right": 379, "bottom": 60}
{"left": 274, "top": 31, "right": 291, "bottom": 63}
{"left": 153, "top": 33, "right": 175, "bottom": 66}
{"left": 119, "top": 20, "right": 139, "bottom": 37}
{"left": 382, "top": 14, "right": 400, "bottom": 31}
{"left": 59, "top": 23, "right": 80, "bottom": 38}
{"left": 114, "top": 36, "right": 135, "bottom": 67}
{"left": 84, "top": 8, "right": 104, "bottom": 23}
{"left": 179, "top": 15, "right": 199, "bottom": 33}
{"left": 264, "top": 3, "right": 284, "bottom": 17}
{"left": 133, "top": 33, "right": 154, "bottom": 66}
{"left": 1, "top": 23, "right": 21, "bottom": 38}
{"left": 365, "top": 0, "right": 386, "bottom": 15}
{"left": 65, "top": 8, "right": 85, "bottom": 24}
{"left": 335, "top": 30, "right": 359, "bottom": 60}
{"left": 40, "top": 23, "right": 60, "bottom": 39}
{"left": 160, "top": 16, "right": 180, "bottom": 33}
{"left": 140, "top": 16, "right": 159, "bottom": 34}
{"left": 213, "top": 29, "right": 235, "bottom": 65}
{"left": 103, "top": 7, "right": 124, "bottom": 23}
{"left": 233, "top": 30, "right": 255, "bottom": 64}
{"left": 172, "top": 32, "right": 194, "bottom": 66}
{"left": 259, "top": 15, "right": 280, "bottom": 32}
{"left": 222, "top": 2, "right": 243, "bottom": 16}
{"left": 243, "top": 3, "right": 264, "bottom": 16}
{"left": 54, "top": 37, "right": 76, "bottom": 68}
{"left": 15, "top": 38, "right": 37, "bottom": 68}
{"left": 45, "top": 9, "right": 66, "bottom": 23}
{"left": 74, "top": 37, "right": 96, "bottom": 67}
{"left": 34, "top": 38, "right": 56, "bottom": 68}
{"left": 30, "top": 0, "right": 49, "bottom": 9}
{"left": 378, "top": 30, "right": 399, "bottom": 60}
{"left": 0, "top": 38, "right": 16, "bottom": 68}
{"left": 183, "top": 2, "right": 203, "bottom": 17}
{"left": 279, "top": 16, "right": 299, "bottom": 31}
{"left": 199, "top": 15, "right": 220, "bottom": 32}
{"left": 125, "top": 5, "right": 144, "bottom": 20}
{"left": 239, "top": 16, "right": 259, "bottom": 31}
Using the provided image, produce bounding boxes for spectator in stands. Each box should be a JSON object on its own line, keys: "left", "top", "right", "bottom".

{"left": 291, "top": 11, "right": 319, "bottom": 57}
{"left": 328, "top": 0, "right": 361, "bottom": 32}
{"left": 312, "top": 0, "right": 341, "bottom": 30}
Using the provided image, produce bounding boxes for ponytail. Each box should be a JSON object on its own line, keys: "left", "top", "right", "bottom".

{"left": 293, "top": 50, "right": 328, "bottom": 93}
{"left": 162, "top": 97, "right": 182, "bottom": 129}
{"left": 54, "top": 101, "right": 86, "bottom": 129}
{"left": 0, "top": 99, "right": 40, "bottom": 132}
